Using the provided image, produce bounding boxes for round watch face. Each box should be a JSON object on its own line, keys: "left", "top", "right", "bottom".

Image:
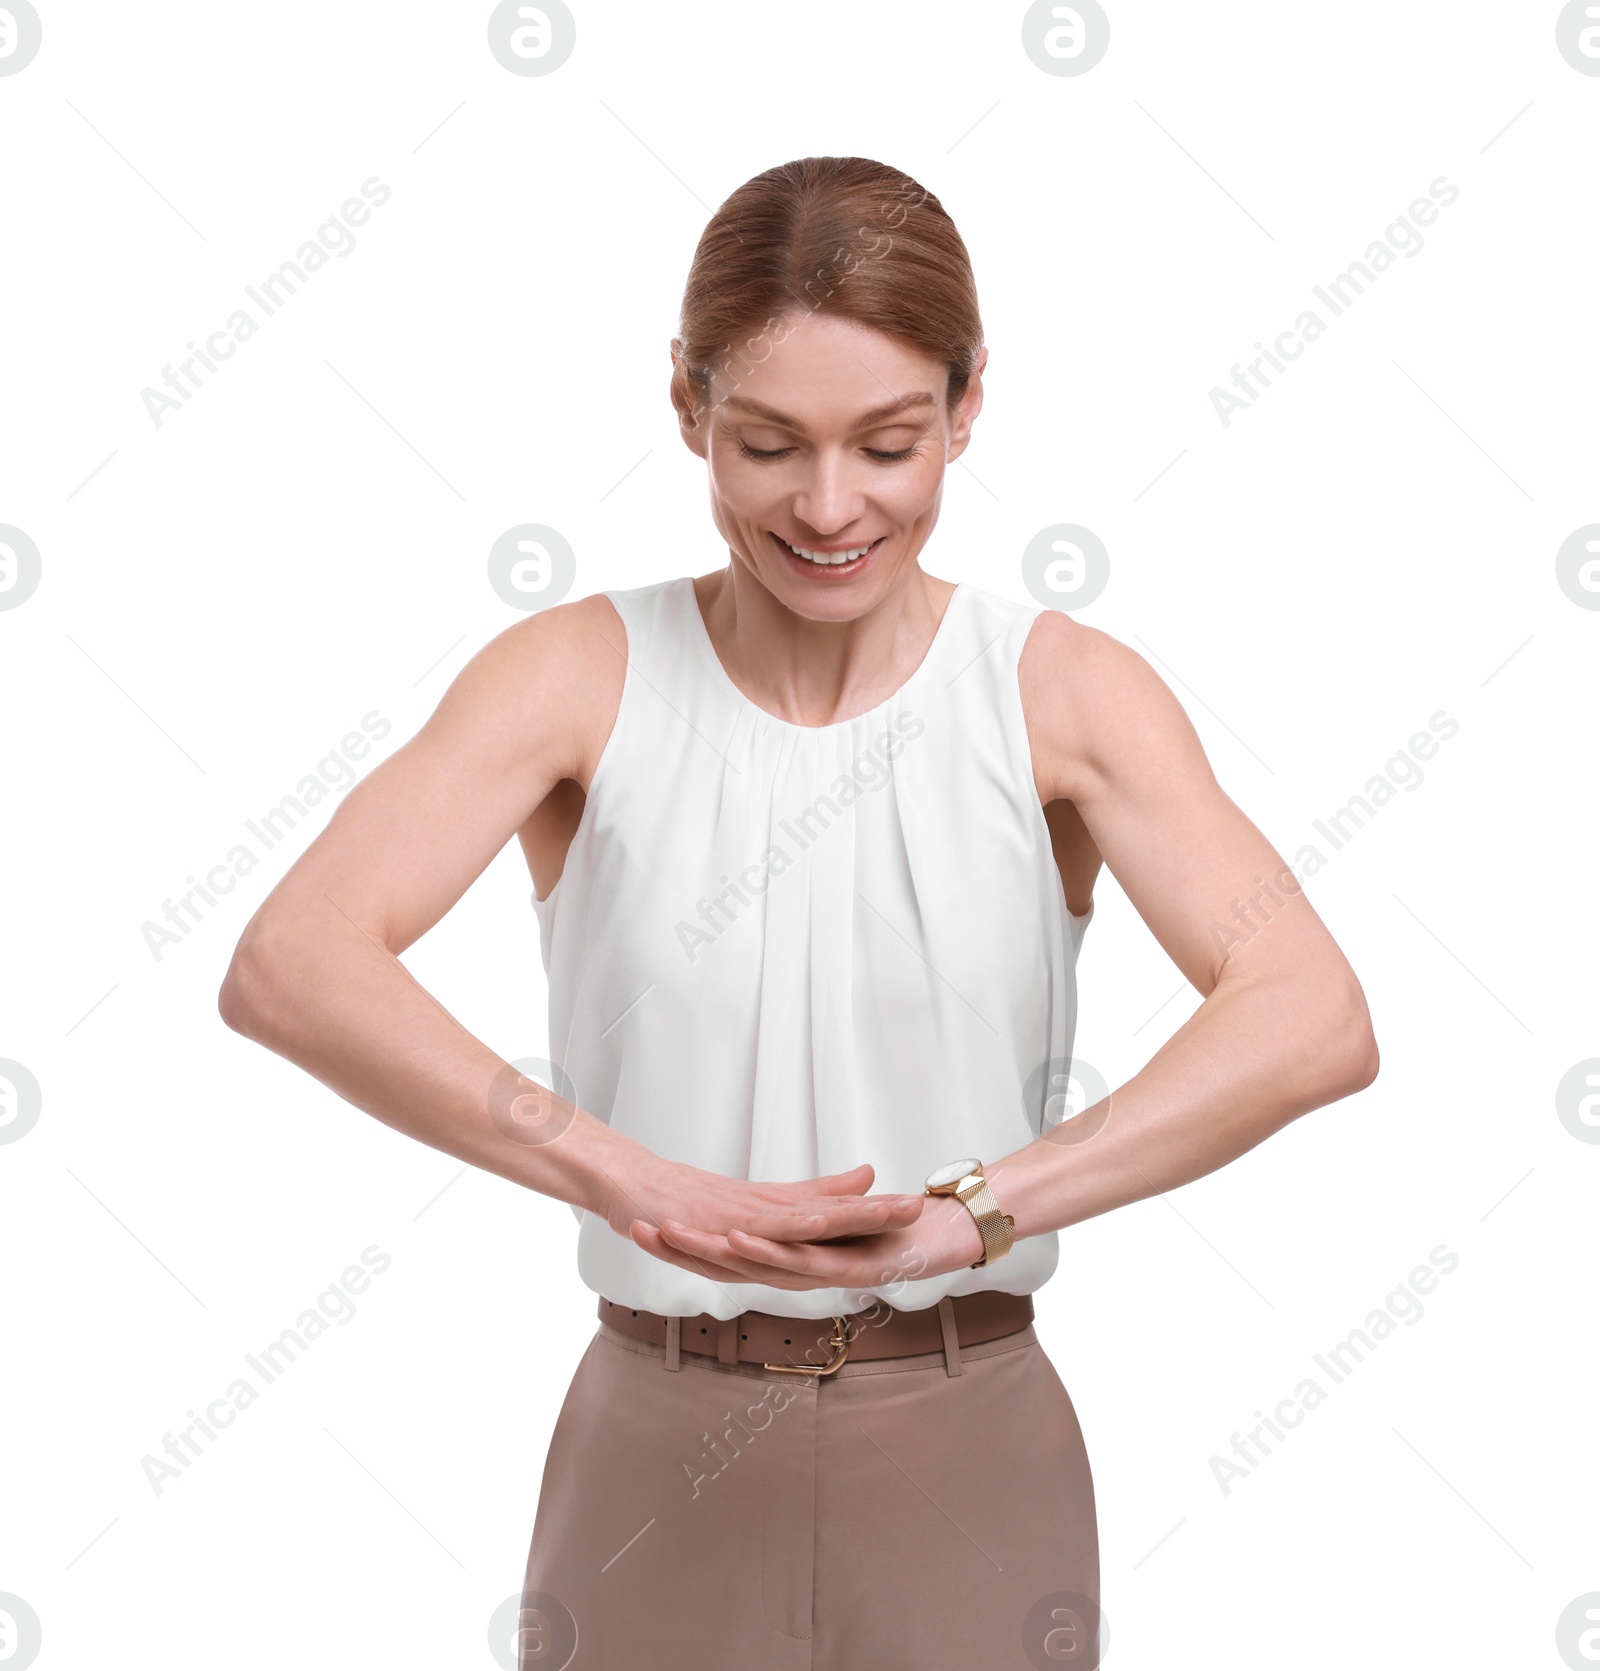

{"left": 925, "top": 1157, "right": 983, "bottom": 1191}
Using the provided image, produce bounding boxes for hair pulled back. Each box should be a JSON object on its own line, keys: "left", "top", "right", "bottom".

{"left": 670, "top": 156, "right": 984, "bottom": 418}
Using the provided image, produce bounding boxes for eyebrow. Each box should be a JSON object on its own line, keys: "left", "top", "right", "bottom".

{"left": 721, "top": 391, "right": 936, "bottom": 432}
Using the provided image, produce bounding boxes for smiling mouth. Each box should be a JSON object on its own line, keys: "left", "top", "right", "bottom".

{"left": 771, "top": 532, "right": 886, "bottom": 571}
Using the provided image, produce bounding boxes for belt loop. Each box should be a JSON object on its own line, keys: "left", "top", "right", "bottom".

{"left": 664, "top": 1314, "right": 681, "bottom": 1372}
{"left": 937, "top": 1295, "right": 962, "bottom": 1377}
{"left": 716, "top": 1314, "right": 739, "bottom": 1365}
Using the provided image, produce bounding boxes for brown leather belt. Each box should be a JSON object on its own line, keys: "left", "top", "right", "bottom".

{"left": 598, "top": 1290, "right": 1034, "bottom": 1375}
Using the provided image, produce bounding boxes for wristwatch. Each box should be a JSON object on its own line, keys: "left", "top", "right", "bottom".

{"left": 924, "top": 1158, "right": 1015, "bottom": 1268}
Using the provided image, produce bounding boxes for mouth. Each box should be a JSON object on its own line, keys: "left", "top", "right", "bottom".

{"left": 770, "top": 532, "right": 886, "bottom": 575}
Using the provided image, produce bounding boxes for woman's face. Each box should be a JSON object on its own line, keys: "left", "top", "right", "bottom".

{"left": 677, "top": 311, "right": 985, "bottom": 621}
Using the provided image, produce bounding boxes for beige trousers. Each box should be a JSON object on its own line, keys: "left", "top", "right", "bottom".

{"left": 515, "top": 1312, "right": 1101, "bottom": 1669}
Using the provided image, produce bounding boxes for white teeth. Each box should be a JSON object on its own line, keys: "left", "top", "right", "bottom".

{"left": 781, "top": 537, "right": 875, "bottom": 565}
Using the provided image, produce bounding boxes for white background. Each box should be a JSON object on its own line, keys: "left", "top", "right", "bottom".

{"left": 2, "top": 3, "right": 1596, "bottom": 1667}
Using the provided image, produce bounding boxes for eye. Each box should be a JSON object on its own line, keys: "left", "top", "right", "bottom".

{"left": 735, "top": 438, "right": 925, "bottom": 463}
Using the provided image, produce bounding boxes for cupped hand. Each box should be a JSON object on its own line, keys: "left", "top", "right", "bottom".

{"left": 598, "top": 1155, "right": 927, "bottom": 1288}
{"left": 631, "top": 1175, "right": 987, "bottom": 1294}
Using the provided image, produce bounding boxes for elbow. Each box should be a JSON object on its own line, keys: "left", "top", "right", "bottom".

{"left": 217, "top": 921, "right": 287, "bottom": 1041}
{"left": 1325, "top": 978, "right": 1379, "bottom": 1099}
{"left": 1340, "top": 1023, "right": 1380, "bottom": 1096}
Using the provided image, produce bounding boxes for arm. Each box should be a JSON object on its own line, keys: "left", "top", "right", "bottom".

{"left": 647, "top": 610, "right": 1380, "bottom": 1286}
{"left": 987, "top": 610, "right": 1380, "bottom": 1242}
{"left": 217, "top": 596, "right": 921, "bottom": 1257}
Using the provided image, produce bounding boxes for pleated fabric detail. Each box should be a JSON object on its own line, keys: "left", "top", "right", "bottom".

{"left": 531, "top": 576, "right": 1092, "bottom": 1321}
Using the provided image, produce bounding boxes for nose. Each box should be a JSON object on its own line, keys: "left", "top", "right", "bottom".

{"left": 790, "top": 451, "right": 867, "bottom": 539}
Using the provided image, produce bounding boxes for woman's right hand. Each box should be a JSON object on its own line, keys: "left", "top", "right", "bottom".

{"left": 594, "top": 1150, "right": 925, "bottom": 1283}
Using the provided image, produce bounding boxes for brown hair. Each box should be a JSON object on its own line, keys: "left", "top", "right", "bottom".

{"left": 670, "top": 156, "right": 984, "bottom": 420}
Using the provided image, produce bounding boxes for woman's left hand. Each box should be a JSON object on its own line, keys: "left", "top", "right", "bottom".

{"left": 629, "top": 1188, "right": 986, "bottom": 1291}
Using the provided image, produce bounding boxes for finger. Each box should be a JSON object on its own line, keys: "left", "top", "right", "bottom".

{"left": 630, "top": 1221, "right": 758, "bottom": 1286}
{"left": 636, "top": 1221, "right": 820, "bottom": 1290}
{"left": 665, "top": 1222, "right": 858, "bottom": 1289}
{"left": 725, "top": 1227, "right": 834, "bottom": 1276}
{"left": 751, "top": 1196, "right": 928, "bottom": 1236}
{"left": 632, "top": 1219, "right": 724, "bottom": 1269}
{"left": 726, "top": 1225, "right": 922, "bottom": 1290}
{"left": 771, "top": 1163, "right": 875, "bottom": 1199}
{"left": 808, "top": 1162, "right": 875, "bottom": 1193}
{"left": 758, "top": 1192, "right": 921, "bottom": 1227}
{"left": 656, "top": 1222, "right": 824, "bottom": 1290}
{"left": 745, "top": 1194, "right": 924, "bottom": 1242}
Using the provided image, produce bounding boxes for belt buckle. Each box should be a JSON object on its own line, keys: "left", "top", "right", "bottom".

{"left": 764, "top": 1314, "right": 852, "bottom": 1376}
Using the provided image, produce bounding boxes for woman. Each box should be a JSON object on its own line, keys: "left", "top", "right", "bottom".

{"left": 219, "top": 156, "right": 1378, "bottom": 1668}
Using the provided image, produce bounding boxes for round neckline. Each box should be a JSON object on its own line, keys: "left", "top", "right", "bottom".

{"left": 680, "top": 575, "right": 967, "bottom": 735}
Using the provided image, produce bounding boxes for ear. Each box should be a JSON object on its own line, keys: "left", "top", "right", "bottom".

{"left": 944, "top": 348, "right": 987, "bottom": 464}
{"left": 669, "top": 343, "right": 710, "bottom": 459}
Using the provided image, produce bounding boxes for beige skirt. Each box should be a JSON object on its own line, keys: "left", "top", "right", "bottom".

{"left": 515, "top": 1309, "right": 1101, "bottom": 1669}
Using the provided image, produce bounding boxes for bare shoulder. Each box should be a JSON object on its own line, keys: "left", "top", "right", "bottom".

{"left": 427, "top": 590, "right": 627, "bottom": 790}
{"left": 1018, "top": 607, "right": 1213, "bottom": 807}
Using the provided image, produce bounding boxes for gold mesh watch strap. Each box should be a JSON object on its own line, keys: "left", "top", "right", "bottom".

{"left": 956, "top": 1175, "right": 1016, "bottom": 1267}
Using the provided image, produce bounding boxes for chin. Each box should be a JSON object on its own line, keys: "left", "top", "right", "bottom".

{"left": 764, "top": 529, "right": 892, "bottom": 595}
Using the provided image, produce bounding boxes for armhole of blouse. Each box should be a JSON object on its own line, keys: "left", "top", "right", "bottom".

{"left": 582, "top": 590, "right": 634, "bottom": 807}
{"left": 1067, "top": 896, "right": 1094, "bottom": 945}
{"left": 561, "top": 591, "right": 634, "bottom": 1228}
{"left": 532, "top": 593, "right": 633, "bottom": 914}
{"left": 1015, "top": 603, "right": 1096, "bottom": 940}
{"left": 1013, "top": 602, "right": 1058, "bottom": 845}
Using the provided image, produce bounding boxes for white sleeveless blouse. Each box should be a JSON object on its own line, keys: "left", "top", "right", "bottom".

{"left": 531, "top": 574, "right": 1092, "bottom": 1321}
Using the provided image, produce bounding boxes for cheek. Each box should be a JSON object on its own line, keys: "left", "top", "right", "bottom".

{"left": 888, "top": 451, "right": 945, "bottom": 514}
{"left": 713, "top": 470, "right": 783, "bottom": 524}
{"left": 705, "top": 446, "right": 765, "bottom": 508}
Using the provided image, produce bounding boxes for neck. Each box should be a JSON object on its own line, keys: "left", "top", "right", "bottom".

{"left": 693, "top": 561, "right": 955, "bottom": 729}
